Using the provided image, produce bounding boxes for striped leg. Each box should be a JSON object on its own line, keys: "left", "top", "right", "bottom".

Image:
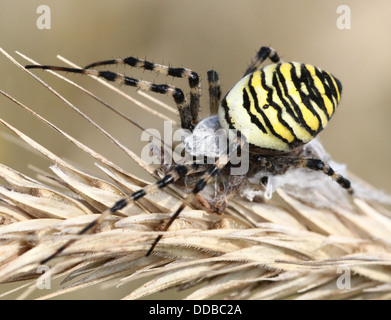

{"left": 207, "top": 70, "right": 221, "bottom": 115}
{"left": 40, "top": 165, "right": 190, "bottom": 264}
{"left": 83, "top": 57, "right": 201, "bottom": 127}
{"left": 25, "top": 65, "right": 194, "bottom": 130}
{"left": 283, "top": 157, "right": 353, "bottom": 194}
{"left": 146, "top": 135, "right": 242, "bottom": 256}
{"left": 243, "top": 46, "right": 282, "bottom": 77}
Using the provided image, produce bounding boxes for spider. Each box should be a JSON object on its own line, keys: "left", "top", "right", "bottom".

{"left": 25, "top": 46, "right": 353, "bottom": 264}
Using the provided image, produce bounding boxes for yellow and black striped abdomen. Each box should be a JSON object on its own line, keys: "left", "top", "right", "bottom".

{"left": 218, "top": 62, "right": 342, "bottom": 152}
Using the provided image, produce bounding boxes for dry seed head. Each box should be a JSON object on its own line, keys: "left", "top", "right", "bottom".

{"left": 0, "top": 48, "right": 391, "bottom": 300}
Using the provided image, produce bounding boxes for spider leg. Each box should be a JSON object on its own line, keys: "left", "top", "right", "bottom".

{"left": 302, "top": 158, "right": 353, "bottom": 194}
{"left": 146, "top": 135, "right": 243, "bottom": 256}
{"left": 146, "top": 163, "right": 221, "bottom": 256}
{"left": 84, "top": 56, "right": 201, "bottom": 128}
{"left": 40, "top": 165, "right": 191, "bottom": 265}
{"left": 25, "top": 65, "right": 194, "bottom": 129}
{"left": 275, "top": 157, "right": 353, "bottom": 194}
{"left": 207, "top": 70, "right": 221, "bottom": 115}
{"left": 243, "top": 46, "right": 282, "bottom": 77}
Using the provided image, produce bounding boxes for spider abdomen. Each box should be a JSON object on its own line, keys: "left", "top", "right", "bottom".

{"left": 218, "top": 62, "right": 342, "bottom": 152}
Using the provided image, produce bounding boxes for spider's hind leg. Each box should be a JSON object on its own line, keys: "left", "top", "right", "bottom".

{"left": 302, "top": 158, "right": 353, "bottom": 194}
{"left": 207, "top": 70, "right": 221, "bottom": 115}
{"left": 243, "top": 46, "right": 282, "bottom": 77}
{"left": 276, "top": 157, "right": 353, "bottom": 194}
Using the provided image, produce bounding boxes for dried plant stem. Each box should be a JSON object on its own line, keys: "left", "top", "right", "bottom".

{"left": 0, "top": 48, "right": 390, "bottom": 300}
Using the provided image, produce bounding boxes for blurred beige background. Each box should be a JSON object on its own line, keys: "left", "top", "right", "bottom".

{"left": 1, "top": 0, "right": 390, "bottom": 299}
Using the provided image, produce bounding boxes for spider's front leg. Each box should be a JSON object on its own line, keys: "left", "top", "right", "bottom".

{"left": 83, "top": 56, "right": 202, "bottom": 129}
{"left": 39, "top": 164, "right": 192, "bottom": 265}
{"left": 25, "top": 58, "right": 201, "bottom": 130}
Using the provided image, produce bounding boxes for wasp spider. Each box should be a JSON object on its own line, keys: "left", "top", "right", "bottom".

{"left": 26, "top": 46, "right": 353, "bottom": 264}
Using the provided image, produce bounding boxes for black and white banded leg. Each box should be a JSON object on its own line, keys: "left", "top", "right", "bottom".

{"left": 243, "top": 46, "right": 282, "bottom": 77}
{"left": 296, "top": 158, "right": 353, "bottom": 194}
{"left": 40, "top": 165, "right": 191, "bottom": 264}
{"left": 40, "top": 132, "right": 240, "bottom": 263}
{"left": 84, "top": 57, "right": 201, "bottom": 127}
{"left": 25, "top": 59, "right": 201, "bottom": 130}
{"left": 146, "top": 135, "right": 242, "bottom": 256}
{"left": 207, "top": 70, "right": 221, "bottom": 115}
{"left": 262, "top": 156, "right": 353, "bottom": 194}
